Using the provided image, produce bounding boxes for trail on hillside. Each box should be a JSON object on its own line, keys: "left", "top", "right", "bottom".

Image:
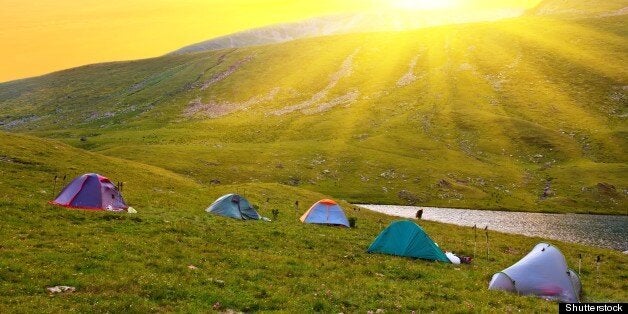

{"left": 184, "top": 88, "right": 280, "bottom": 118}
{"left": 200, "top": 55, "right": 254, "bottom": 91}
{"left": 271, "top": 49, "right": 360, "bottom": 115}
{"left": 396, "top": 55, "right": 422, "bottom": 87}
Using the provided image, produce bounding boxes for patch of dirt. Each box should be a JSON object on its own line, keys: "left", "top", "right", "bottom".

{"left": 85, "top": 111, "right": 116, "bottom": 122}
{"left": 0, "top": 155, "right": 41, "bottom": 166}
{"left": 184, "top": 88, "right": 279, "bottom": 118}
{"left": 1, "top": 115, "right": 40, "bottom": 129}
{"left": 597, "top": 182, "right": 618, "bottom": 197}
{"left": 438, "top": 179, "right": 452, "bottom": 189}
{"left": 301, "top": 90, "right": 359, "bottom": 115}
{"left": 398, "top": 190, "right": 422, "bottom": 205}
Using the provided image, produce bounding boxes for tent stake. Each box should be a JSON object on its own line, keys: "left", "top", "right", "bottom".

{"left": 578, "top": 253, "right": 582, "bottom": 276}
{"left": 473, "top": 224, "right": 477, "bottom": 259}
{"left": 52, "top": 175, "right": 58, "bottom": 196}
{"left": 485, "top": 225, "right": 489, "bottom": 260}
{"left": 596, "top": 255, "right": 600, "bottom": 284}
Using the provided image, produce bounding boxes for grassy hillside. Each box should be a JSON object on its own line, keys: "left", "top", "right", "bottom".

{"left": 0, "top": 131, "right": 206, "bottom": 211}
{"left": 0, "top": 131, "right": 626, "bottom": 312}
{"left": 529, "top": 0, "right": 628, "bottom": 17}
{"left": 0, "top": 13, "right": 626, "bottom": 215}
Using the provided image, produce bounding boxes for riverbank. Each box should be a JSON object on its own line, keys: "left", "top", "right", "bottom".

{"left": 360, "top": 204, "right": 628, "bottom": 251}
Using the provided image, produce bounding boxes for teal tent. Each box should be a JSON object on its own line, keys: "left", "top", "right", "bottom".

{"left": 205, "top": 194, "right": 260, "bottom": 220}
{"left": 367, "top": 220, "right": 450, "bottom": 262}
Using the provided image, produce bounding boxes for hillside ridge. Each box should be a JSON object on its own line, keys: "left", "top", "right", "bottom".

{"left": 0, "top": 12, "right": 626, "bottom": 214}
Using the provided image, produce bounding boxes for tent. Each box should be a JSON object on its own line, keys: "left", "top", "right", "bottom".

{"left": 49, "top": 173, "right": 128, "bottom": 210}
{"left": 206, "top": 194, "right": 260, "bottom": 220}
{"left": 300, "top": 199, "right": 350, "bottom": 227}
{"left": 367, "top": 220, "right": 450, "bottom": 262}
{"left": 488, "top": 243, "right": 581, "bottom": 303}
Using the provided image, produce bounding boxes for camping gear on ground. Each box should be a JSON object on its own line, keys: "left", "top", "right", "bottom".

{"left": 488, "top": 243, "right": 581, "bottom": 303}
{"left": 206, "top": 193, "right": 261, "bottom": 220}
{"left": 367, "top": 220, "right": 451, "bottom": 263}
{"left": 460, "top": 256, "right": 473, "bottom": 264}
{"left": 49, "top": 173, "right": 128, "bottom": 211}
{"left": 445, "top": 252, "right": 461, "bottom": 264}
{"left": 300, "top": 199, "right": 350, "bottom": 227}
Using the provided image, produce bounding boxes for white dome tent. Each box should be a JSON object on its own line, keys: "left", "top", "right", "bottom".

{"left": 488, "top": 243, "right": 581, "bottom": 303}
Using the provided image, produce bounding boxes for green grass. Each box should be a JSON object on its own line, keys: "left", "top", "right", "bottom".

{"left": 0, "top": 1, "right": 627, "bottom": 311}
{"left": 3, "top": 204, "right": 626, "bottom": 313}
{"left": 0, "top": 130, "right": 626, "bottom": 312}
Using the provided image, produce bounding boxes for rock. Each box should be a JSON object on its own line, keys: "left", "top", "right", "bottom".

{"left": 46, "top": 286, "right": 75, "bottom": 294}
{"left": 597, "top": 182, "right": 617, "bottom": 196}
{"left": 380, "top": 169, "right": 396, "bottom": 179}
{"left": 213, "top": 302, "right": 221, "bottom": 310}
{"left": 438, "top": 179, "right": 452, "bottom": 188}
{"left": 541, "top": 178, "right": 554, "bottom": 199}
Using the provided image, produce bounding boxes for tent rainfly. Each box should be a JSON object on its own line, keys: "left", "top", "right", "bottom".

{"left": 206, "top": 194, "right": 261, "bottom": 220}
{"left": 49, "top": 173, "right": 128, "bottom": 210}
{"left": 300, "top": 199, "right": 350, "bottom": 227}
{"left": 488, "top": 243, "right": 581, "bottom": 303}
{"left": 367, "top": 220, "right": 450, "bottom": 262}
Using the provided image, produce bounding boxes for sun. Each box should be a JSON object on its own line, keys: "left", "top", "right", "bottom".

{"left": 388, "top": 0, "right": 460, "bottom": 10}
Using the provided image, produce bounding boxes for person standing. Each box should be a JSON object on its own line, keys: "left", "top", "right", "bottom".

{"left": 416, "top": 208, "right": 423, "bottom": 219}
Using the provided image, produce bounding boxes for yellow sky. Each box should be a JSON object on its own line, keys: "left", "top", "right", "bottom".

{"left": 0, "top": 0, "right": 540, "bottom": 82}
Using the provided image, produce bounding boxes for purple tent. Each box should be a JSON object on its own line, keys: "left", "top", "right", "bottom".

{"left": 50, "top": 173, "right": 128, "bottom": 210}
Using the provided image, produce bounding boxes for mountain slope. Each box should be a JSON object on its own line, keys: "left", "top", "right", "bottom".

{"left": 171, "top": 9, "right": 525, "bottom": 55}
{"left": 0, "top": 14, "right": 626, "bottom": 214}
{"left": 529, "top": 0, "right": 628, "bottom": 17}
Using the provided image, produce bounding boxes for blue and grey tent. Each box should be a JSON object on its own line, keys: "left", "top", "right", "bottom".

{"left": 300, "top": 199, "right": 350, "bottom": 227}
{"left": 205, "top": 194, "right": 260, "bottom": 220}
{"left": 489, "top": 243, "right": 581, "bottom": 302}
{"left": 367, "top": 220, "right": 450, "bottom": 262}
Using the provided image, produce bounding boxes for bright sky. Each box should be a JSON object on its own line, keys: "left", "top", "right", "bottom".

{"left": 0, "top": 0, "right": 541, "bottom": 82}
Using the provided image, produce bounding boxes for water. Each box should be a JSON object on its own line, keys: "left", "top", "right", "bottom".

{"left": 359, "top": 205, "right": 628, "bottom": 251}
